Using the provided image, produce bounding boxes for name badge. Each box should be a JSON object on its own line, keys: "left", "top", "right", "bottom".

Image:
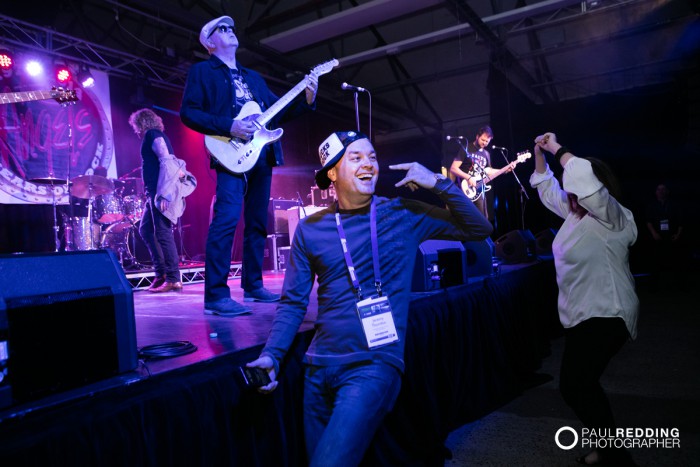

{"left": 356, "top": 295, "right": 399, "bottom": 349}
{"left": 660, "top": 219, "right": 669, "bottom": 231}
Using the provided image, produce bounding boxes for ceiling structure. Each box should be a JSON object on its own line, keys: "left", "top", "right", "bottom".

{"left": 1, "top": 0, "right": 698, "bottom": 142}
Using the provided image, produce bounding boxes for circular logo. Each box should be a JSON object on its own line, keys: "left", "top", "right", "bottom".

{"left": 555, "top": 426, "right": 579, "bottom": 450}
{"left": 0, "top": 78, "right": 113, "bottom": 204}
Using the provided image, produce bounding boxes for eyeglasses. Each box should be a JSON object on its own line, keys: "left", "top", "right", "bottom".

{"left": 209, "top": 24, "right": 236, "bottom": 37}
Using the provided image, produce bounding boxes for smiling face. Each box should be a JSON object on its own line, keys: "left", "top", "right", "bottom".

{"left": 327, "top": 138, "right": 379, "bottom": 209}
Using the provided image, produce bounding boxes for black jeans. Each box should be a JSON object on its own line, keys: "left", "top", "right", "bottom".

{"left": 139, "top": 196, "right": 180, "bottom": 282}
{"left": 559, "top": 317, "right": 629, "bottom": 430}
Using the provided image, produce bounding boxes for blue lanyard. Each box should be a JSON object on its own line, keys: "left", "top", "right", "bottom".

{"left": 335, "top": 196, "right": 383, "bottom": 300}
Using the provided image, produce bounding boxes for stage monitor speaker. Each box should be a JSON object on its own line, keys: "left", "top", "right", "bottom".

{"left": 0, "top": 250, "right": 138, "bottom": 407}
{"left": 494, "top": 230, "right": 536, "bottom": 264}
{"left": 462, "top": 238, "right": 495, "bottom": 277}
{"left": 535, "top": 228, "right": 558, "bottom": 256}
{"left": 412, "top": 240, "right": 467, "bottom": 292}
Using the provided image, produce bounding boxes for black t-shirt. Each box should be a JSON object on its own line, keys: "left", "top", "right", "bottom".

{"left": 454, "top": 141, "right": 491, "bottom": 175}
{"left": 141, "top": 129, "right": 174, "bottom": 196}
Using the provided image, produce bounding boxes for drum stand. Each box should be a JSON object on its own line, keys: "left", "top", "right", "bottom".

{"left": 176, "top": 219, "right": 194, "bottom": 265}
{"left": 30, "top": 176, "right": 67, "bottom": 252}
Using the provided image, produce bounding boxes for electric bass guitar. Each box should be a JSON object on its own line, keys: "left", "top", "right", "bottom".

{"left": 0, "top": 87, "right": 78, "bottom": 106}
{"left": 461, "top": 151, "right": 531, "bottom": 201}
{"left": 204, "top": 59, "right": 339, "bottom": 174}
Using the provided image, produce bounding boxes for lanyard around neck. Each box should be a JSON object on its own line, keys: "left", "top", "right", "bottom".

{"left": 335, "top": 196, "right": 383, "bottom": 300}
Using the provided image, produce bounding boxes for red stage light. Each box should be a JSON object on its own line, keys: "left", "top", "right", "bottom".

{"left": 0, "top": 50, "right": 13, "bottom": 70}
{"left": 56, "top": 65, "right": 72, "bottom": 83}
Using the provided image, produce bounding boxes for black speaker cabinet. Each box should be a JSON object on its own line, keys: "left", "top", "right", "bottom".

{"left": 267, "top": 198, "right": 299, "bottom": 234}
{"left": 0, "top": 250, "right": 138, "bottom": 407}
{"left": 462, "top": 238, "right": 495, "bottom": 277}
{"left": 412, "top": 240, "right": 467, "bottom": 292}
{"left": 535, "top": 228, "right": 558, "bottom": 256}
{"left": 495, "top": 230, "right": 536, "bottom": 264}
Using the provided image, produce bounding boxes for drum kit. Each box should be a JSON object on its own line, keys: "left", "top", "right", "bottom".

{"left": 32, "top": 173, "right": 147, "bottom": 268}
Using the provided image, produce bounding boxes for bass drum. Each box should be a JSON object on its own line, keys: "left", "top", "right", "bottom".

{"left": 101, "top": 222, "right": 150, "bottom": 265}
{"left": 64, "top": 217, "right": 100, "bottom": 251}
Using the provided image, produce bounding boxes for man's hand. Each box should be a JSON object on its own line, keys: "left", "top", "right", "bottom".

{"left": 247, "top": 355, "right": 278, "bottom": 394}
{"left": 305, "top": 71, "right": 319, "bottom": 105}
{"left": 158, "top": 198, "right": 169, "bottom": 212}
{"left": 390, "top": 162, "right": 439, "bottom": 192}
{"left": 230, "top": 119, "right": 257, "bottom": 141}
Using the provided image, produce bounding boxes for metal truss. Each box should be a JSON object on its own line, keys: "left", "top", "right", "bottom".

{"left": 124, "top": 262, "right": 242, "bottom": 290}
{"left": 0, "top": 13, "right": 189, "bottom": 92}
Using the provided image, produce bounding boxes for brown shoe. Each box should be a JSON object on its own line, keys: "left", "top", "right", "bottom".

{"left": 149, "top": 281, "right": 183, "bottom": 293}
{"left": 148, "top": 275, "right": 166, "bottom": 291}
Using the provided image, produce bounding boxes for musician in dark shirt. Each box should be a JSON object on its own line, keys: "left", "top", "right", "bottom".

{"left": 449, "top": 126, "right": 509, "bottom": 220}
{"left": 180, "top": 15, "right": 318, "bottom": 316}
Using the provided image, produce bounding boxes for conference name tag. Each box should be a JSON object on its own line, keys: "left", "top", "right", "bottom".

{"left": 356, "top": 295, "right": 399, "bottom": 349}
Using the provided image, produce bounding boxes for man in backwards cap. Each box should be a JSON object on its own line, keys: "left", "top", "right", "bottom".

{"left": 180, "top": 16, "right": 319, "bottom": 317}
{"left": 248, "top": 131, "right": 492, "bottom": 466}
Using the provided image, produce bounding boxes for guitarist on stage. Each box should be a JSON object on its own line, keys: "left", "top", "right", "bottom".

{"left": 181, "top": 15, "right": 319, "bottom": 317}
{"left": 449, "top": 125, "right": 510, "bottom": 220}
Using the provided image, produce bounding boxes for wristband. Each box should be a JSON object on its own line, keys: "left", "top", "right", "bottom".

{"left": 553, "top": 146, "right": 569, "bottom": 163}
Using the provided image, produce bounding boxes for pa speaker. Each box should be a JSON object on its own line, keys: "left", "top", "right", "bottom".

{"left": 495, "top": 230, "right": 536, "bottom": 264}
{"left": 412, "top": 240, "right": 467, "bottom": 292}
{"left": 534, "top": 228, "right": 558, "bottom": 256}
{"left": 0, "top": 250, "right": 138, "bottom": 406}
{"left": 463, "top": 238, "right": 495, "bottom": 277}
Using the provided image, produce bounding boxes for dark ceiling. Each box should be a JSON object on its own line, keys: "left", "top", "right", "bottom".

{"left": 1, "top": 1, "right": 698, "bottom": 142}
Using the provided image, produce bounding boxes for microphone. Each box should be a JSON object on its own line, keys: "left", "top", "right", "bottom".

{"left": 445, "top": 135, "right": 464, "bottom": 141}
{"left": 492, "top": 145, "right": 507, "bottom": 150}
{"left": 341, "top": 82, "right": 366, "bottom": 92}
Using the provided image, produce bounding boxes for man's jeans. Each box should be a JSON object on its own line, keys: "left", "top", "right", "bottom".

{"left": 304, "top": 361, "right": 402, "bottom": 467}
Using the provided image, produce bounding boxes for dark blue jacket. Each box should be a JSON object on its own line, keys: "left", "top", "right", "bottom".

{"left": 180, "top": 54, "right": 312, "bottom": 167}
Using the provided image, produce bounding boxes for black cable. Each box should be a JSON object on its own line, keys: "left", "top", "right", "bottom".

{"left": 138, "top": 341, "right": 197, "bottom": 360}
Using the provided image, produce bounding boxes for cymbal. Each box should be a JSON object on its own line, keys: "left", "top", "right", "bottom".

{"left": 70, "top": 174, "right": 114, "bottom": 199}
{"left": 30, "top": 176, "right": 67, "bottom": 185}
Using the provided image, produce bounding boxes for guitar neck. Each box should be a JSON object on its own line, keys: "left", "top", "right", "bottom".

{"left": 0, "top": 90, "right": 57, "bottom": 105}
{"left": 257, "top": 80, "right": 308, "bottom": 127}
{"left": 488, "top": 164, "right": 514, "bottom": 181}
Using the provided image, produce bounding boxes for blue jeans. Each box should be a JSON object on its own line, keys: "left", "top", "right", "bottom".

{"left": 139, "top": 196, "right": 180, "bottom": 282}
{"left": 205, "top": 156, "right": 272, "bottom": 302}
{"left": 304, "top": 361, "right": 402, "bottom": 467}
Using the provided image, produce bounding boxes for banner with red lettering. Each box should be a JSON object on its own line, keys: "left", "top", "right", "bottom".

{"left": 0, "top": 69, "right": 114, "bottom": 204}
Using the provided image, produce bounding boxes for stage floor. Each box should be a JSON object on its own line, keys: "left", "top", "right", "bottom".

{"left": 132, "top": 269, "right": 319, "bottom": 376}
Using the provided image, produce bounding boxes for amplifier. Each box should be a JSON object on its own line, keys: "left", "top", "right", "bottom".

{"left": 268, "top": 198, "right": 299, "bottom": 234}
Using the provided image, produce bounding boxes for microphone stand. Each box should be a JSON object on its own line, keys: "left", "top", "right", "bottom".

{"left": 495, "top": 148, "right": 529, "bottom": 230}
{"left": 353, "top": 92, "right": 360, "bottom": 132}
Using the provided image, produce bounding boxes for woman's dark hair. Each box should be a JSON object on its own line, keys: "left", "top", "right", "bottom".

{"left": 585, "top": 157, "right": 622, "bottom": 200}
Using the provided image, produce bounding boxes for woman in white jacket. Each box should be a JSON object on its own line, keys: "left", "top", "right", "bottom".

{"left": 530, "top": 132, "right": 638, "bottom": 466}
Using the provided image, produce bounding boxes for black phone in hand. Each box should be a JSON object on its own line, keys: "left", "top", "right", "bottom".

{"left": 236, "top": 366, "right": 271, "bottom": 389}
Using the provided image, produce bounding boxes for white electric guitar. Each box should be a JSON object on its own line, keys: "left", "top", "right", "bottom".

{"left": 204, "top": 59, "right": 339, "bottom": 173}
{"left": 461, "top": 151, "right": 531, "bottom": 201}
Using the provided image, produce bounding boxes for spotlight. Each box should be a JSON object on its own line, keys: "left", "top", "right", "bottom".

{"left": 55, "top": 64, "right": 72, "bottom": 84}
{"left": 0, "top": 49, "right": 13, "bottom": 70}
{"left": 25, "top": 60, "right": 43, "bottom": 77}
{"left": 77, "top": 65, "right": 95, "bottom": 88}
